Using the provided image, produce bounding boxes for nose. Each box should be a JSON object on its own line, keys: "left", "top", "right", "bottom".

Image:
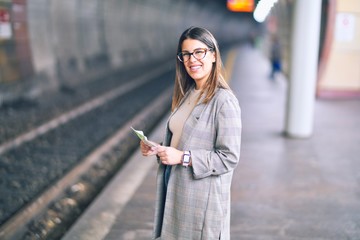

{"left": 189, "top": 53, "right": 198, "bottom": 62}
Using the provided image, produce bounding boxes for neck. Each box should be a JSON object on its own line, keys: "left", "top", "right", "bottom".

{"left": 195, "top": 83, "right": 203, "bottom": 90}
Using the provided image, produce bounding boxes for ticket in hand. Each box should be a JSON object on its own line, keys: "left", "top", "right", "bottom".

{"left": 130, "top": 127, "right": 158, "bottom": 147}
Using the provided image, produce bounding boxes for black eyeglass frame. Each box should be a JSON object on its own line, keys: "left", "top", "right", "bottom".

{"left": 177, "top": 48, "right": 214, "bottom": 62}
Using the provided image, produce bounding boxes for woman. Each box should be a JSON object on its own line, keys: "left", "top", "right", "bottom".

{"left": 140, "top": 26, "right": 242, "bottom": 240}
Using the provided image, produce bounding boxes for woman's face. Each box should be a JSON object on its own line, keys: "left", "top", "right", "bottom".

{"left": 181, "top": 38, "right": 215, "bottom": 90}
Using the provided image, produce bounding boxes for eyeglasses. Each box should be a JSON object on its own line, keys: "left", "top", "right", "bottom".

{"left": 177, "top": 48, "right": 213, "bottom": 62}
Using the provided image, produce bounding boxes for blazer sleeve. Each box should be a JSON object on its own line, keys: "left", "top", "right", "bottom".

{"left": 191, "top": 96, "right": 242, "bottom": 179}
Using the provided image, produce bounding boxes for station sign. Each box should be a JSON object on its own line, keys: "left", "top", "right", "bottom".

{"left": 227, "top": 0, "right": 254, "bottom": 12}
{"left": 0, "top": 7, "right": 12, "bottom": 39}
{"left": 335, "top": 13, "right": 355, "bottom": 42}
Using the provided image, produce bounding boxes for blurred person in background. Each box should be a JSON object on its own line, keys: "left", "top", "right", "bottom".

{"left": 270, "top": 35, "right": 282, "bottom": 80}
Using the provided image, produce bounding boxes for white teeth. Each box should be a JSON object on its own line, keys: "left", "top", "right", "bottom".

{"left": 190, "top": 66, "right": 201, "bottom": 70}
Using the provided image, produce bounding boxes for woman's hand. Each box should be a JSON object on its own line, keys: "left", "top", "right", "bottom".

{"left": 140, "top": 141, "right": 158, "bottom": 156}
{"left": 156, "top": 146, "right": 183, "bottom": 165}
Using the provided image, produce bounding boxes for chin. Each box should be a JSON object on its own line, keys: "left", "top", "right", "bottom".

{"left": 190, "top": 74, "right": 203, "bottom": 80}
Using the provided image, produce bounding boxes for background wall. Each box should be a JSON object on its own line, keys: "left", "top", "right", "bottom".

{"left": 0, "top": 0, "right": 257, "bottom": 105}
{"left": 318, "top": 0, "right": 360, "bottom": 97}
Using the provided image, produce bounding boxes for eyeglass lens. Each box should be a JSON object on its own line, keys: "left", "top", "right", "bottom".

{"left": 178, "top": 49, "right": 207, "bottom": 62}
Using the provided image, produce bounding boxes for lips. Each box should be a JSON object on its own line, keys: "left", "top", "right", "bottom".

{"left": 189, "top": 65, "right": 202, "bottom": 71}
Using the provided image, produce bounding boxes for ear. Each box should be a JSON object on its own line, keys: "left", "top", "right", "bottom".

{"left": 211, "top": 52, "right": 216, "bottom": 63}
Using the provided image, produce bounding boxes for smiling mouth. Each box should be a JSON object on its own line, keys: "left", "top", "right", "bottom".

{"left": 190, "top": 65, "right": 201, "bottom": 71}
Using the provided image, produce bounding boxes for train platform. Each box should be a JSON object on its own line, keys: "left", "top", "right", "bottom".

{"left": 62, "top": 44, "right": 360, "bottom": 240}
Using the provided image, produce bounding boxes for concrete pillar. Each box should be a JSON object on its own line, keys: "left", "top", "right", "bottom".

{"left": 285, "top": 0, "right": 322, "bottom": 138}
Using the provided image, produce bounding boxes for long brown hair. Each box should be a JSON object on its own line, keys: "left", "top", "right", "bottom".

{"left": 171, "top": 26, "right": 229, "bottom": 111}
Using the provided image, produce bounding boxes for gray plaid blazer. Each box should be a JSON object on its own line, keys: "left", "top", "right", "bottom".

{"left": 153, "top": 87, "right": 242, "bottom": 240}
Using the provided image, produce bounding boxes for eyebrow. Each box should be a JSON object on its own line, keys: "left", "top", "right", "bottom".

{"left": 181, "top": 47, "right": 206, "bottom": 53}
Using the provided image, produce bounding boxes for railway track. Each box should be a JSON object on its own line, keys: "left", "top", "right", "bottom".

{"left": 0, "top": 62, "right": 174, "bottom": 239}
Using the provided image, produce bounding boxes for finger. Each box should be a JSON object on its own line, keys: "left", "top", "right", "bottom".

{"left": 156, "top": 145, "right": 166, "bottom": 152}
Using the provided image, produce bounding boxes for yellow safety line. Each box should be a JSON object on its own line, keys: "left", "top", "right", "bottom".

{"left": 224, "top": 48, "right": 237, "bottom": 83}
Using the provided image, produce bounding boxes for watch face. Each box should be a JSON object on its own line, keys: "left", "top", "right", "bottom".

{"left": 183, "top": 155, "right": 190, "bottom": 163}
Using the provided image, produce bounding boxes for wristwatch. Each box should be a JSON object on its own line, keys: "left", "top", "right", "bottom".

{"left": 182, "top": 151, "right": 191, "bottom": 167}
